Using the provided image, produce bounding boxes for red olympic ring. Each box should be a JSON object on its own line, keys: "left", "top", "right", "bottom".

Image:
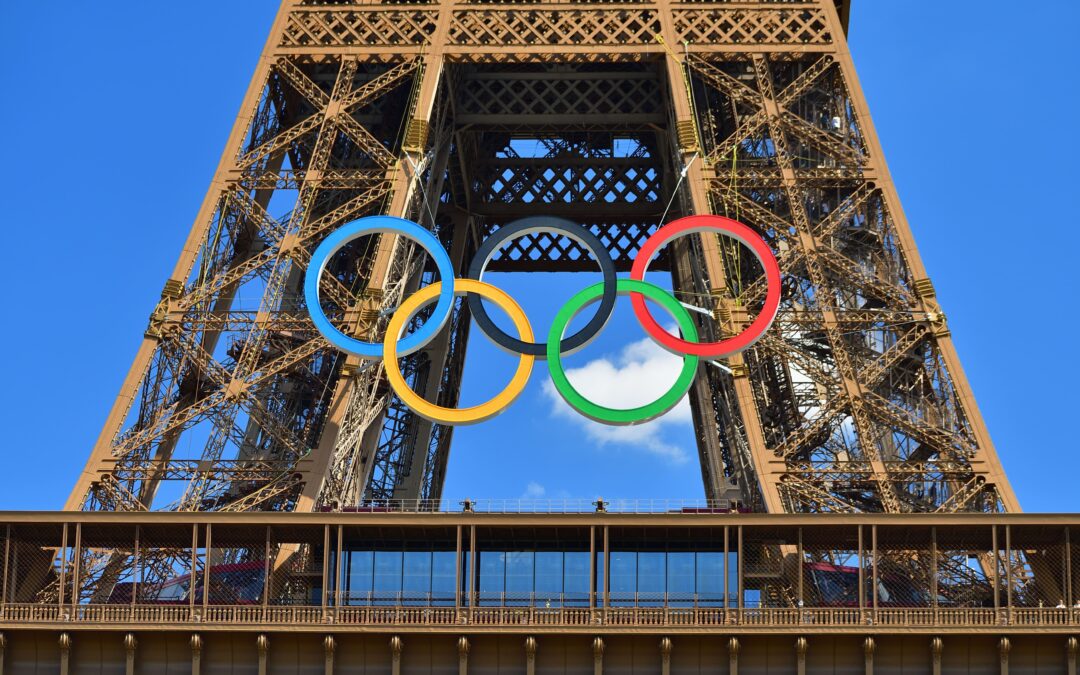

{"left": 629, "top": 214, "right": 782, "bottom": 359}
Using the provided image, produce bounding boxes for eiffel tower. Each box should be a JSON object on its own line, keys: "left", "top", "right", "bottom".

{"left": 63, "top": 0, "right": 1015, "bottom": 518}
{"left": 3, "top": 4, "right": 1079, "bottom": 670}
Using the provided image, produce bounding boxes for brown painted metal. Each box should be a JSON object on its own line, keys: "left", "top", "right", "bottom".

{"left": 5, "top": 634, "right": 1079, "bottom": 675}
{"left": 45, "top": 0, "right": 1030, "bottom": 630}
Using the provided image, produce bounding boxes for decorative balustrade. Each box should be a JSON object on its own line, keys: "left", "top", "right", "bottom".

{"left": 3, "top": 603, "right": 1078, "bottom": 631}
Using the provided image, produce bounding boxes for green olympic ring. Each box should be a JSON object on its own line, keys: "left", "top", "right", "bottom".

{"left": 545, "top": 279, "right": 700, "bottom": 426}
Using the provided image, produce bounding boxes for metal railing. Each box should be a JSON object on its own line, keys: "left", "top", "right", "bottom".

{"left": 3, "top": 603, "right": 1079, "bottom": 630}
{"left": 317, "top": 498, "right": 738, "bottom": 513}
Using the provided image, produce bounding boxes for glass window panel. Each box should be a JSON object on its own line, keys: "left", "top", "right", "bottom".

{"left": 667, "top": 553, "right": 695, "bottom": 606}
{"left": 373, "top": 551, "right": 403, "bottom": 605}
{"left": 505, "top": 551, "right": 534, "bottom": 605}
{"left": 346, "top": 551, "right": 373, "bottom": 606}
{"left": 432, "top": 551, "right": 456, "bottom": 606}
{"left": 402, "top": 551, "right": 432, "bottom": 605}
{"left": 727, "top": 552, "right": 740, "bottom": 607}
{"left": 596, "top": 552, "right": 604, "bottom": 604}
{"left": 638, "top": 552, "right": 665, "bottom": 606}
{"left": 535, "top": 552, "right": 563, "bottom": 606}
{"left": 744, "top": 588, "right": 762, "bottom": 608}
{"left": 479, "top": 551, "right": 505, "bottom": 605}
{"left": 463, "top": 552, "right": 472, "bottom": 603}
{"left": 564, "top": 552, "right": 590, "bottom": 607}
{"left": 696, "top": 552, "right": 725, "bottom": 606}
{"left": 610, "top": 552, "right": 636, "bottom": 606}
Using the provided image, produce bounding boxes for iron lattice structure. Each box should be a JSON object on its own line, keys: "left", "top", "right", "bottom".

{"left": 67, "top": 0, "right": 1018, "bottom": 523}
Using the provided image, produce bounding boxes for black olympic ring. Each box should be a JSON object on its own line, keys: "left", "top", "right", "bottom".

{"left": 466, "top": 216, "right": 618, "bottom": 359}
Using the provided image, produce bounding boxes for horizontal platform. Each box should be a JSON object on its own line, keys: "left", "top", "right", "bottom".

{"left": 2, "top": 509, "right": 1079, "bottom": 526}
{"left": 2, "top": 604, "right": 1079, "bottom": 635}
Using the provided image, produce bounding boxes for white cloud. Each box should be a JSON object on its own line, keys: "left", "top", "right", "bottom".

{"left": 540, "top": 333, "right": 693, "bottom": 463}
{"left": 520, "top": 481, "right": 546, "bottom": 499}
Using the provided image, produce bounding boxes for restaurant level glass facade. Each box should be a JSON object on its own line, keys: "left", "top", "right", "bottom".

{"left": 334, "top": 548, "right": 739, "bottom": 607}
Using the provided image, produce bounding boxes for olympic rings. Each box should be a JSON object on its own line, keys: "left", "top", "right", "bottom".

{"left": 467, "top": 216, "right": 617, "bottom": 359}
{"left": 304, "top": 216, "right": 457, "bottom": 359}
{"left": 547, "top": 279, "right": 699, "bottom": 426}
{"left": 305, "top": 213, "right": 781, "bottom": 427}
{"left": 384, "top": 279, "right": 535, "bottom": 426}
{"left": 629, "top": 214, "right": 781, "bottom": 359}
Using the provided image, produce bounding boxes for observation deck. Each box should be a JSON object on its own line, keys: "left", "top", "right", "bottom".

{"left": 2, "top": 507, "right": 1077, "bottom": 632}
{"left": 1, "top": 509, "right": 1077, "bottom": 672}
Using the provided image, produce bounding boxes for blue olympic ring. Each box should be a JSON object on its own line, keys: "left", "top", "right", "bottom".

{"left": 303, "top": 216, "right": 456, "bottom": 359}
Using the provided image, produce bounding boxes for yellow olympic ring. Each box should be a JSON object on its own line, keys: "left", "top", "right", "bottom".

{"left": 383, "top": 279, "right": 535, "bottom": 425}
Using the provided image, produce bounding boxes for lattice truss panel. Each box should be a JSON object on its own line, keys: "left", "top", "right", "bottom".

{"left": 453, "top": 64, "right": 671, "bottom": 272}
{"left": 683, "top": 52, "right": 1004, "bottom": 513}
{"left": 72, "top": 54, "right": 455, "bottom": 519}
{"left": 280, "top": 1, "right": 835, "bottom": 63}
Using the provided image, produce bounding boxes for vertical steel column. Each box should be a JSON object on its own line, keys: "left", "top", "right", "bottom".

{"left": 124, "top": 633, "right": 137, "bottom": 675}
{"left": 930, "top": 527, "right": 938, "bottom": 610}
{"left": 58, "top": 523, "right": 68, "bottom": 608}
{"left": 602, "top": 526, "right": 610, "bottom": 612}
{"left": 257, "top": 634, "right": 269, "bottom": 675}
{"left": 458, "top": 637, "right": 470, "bottom": 675}
{"left": 321, "top": 525, "right": 330, "bottom": 611}
{"left": 525, "top": 636, "right": 537, "bottom": 675}
{"left": 455, "top": 525, "right": 463, "bottom": 612}
{"left": 992, "top": 526, "right": 1000, "bottom": 613}
{"left": 1006, "top": 526, "right": 1013, "bottom": 614}
{"left": 132, "top": 526, "right": 140, "bottom": 611}
{"left": 325, "top": 635, "right": 336, "bottom": 675}
{"left": 58, "top": 633, "right": 71, "bottom": 675}
{"left": 202, "top": 524, "right": 212, "bottom": 609}
{"left": 469, "top": 526, "right": 477, "bottom": 609}
{"left": 871, "top": 526, "right": 879, "bottom": 616}
{"left": 390, "top": 636, "right": 403, "bottom": 675}
{"left": 1, "top": 524, "right": 10, "bottom": 607}
{"left": 737, "top": 526, "right": 744, "bottom": 616}
{"left": 723, "top": 526, "right": 730, "bottom": 620}
{"left": 263, "top": 527, "right": 271, "bottom": 610}
{"left": 1064, "top": 526, "right": 1072, "bottom": 608}
{"left": 7, "top": 533, "right": 14, "bottom": 606}
{"left": 797, "top": 527, "right": 804, "bottom": 606}
{"left": 335, "top": 526, "right": 344, "bottom": 609}
{"left": 70, "top": 524, "right": 82, "bottom": 613}
{"left": 190, "top": 525, "right": 198, "bottom": 617}
{"left": 857, "top": 526, "right": 865, "bottom": 614}
{"left": 589, "top": 526, "right": 596, "bottom": 610}
{"left": 190, "top": 634, "right": 203, "bottom": 675}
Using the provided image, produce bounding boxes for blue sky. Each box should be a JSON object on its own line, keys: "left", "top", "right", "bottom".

{"left": 0, "top": 2, "right": 1076, "bottom": 511}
